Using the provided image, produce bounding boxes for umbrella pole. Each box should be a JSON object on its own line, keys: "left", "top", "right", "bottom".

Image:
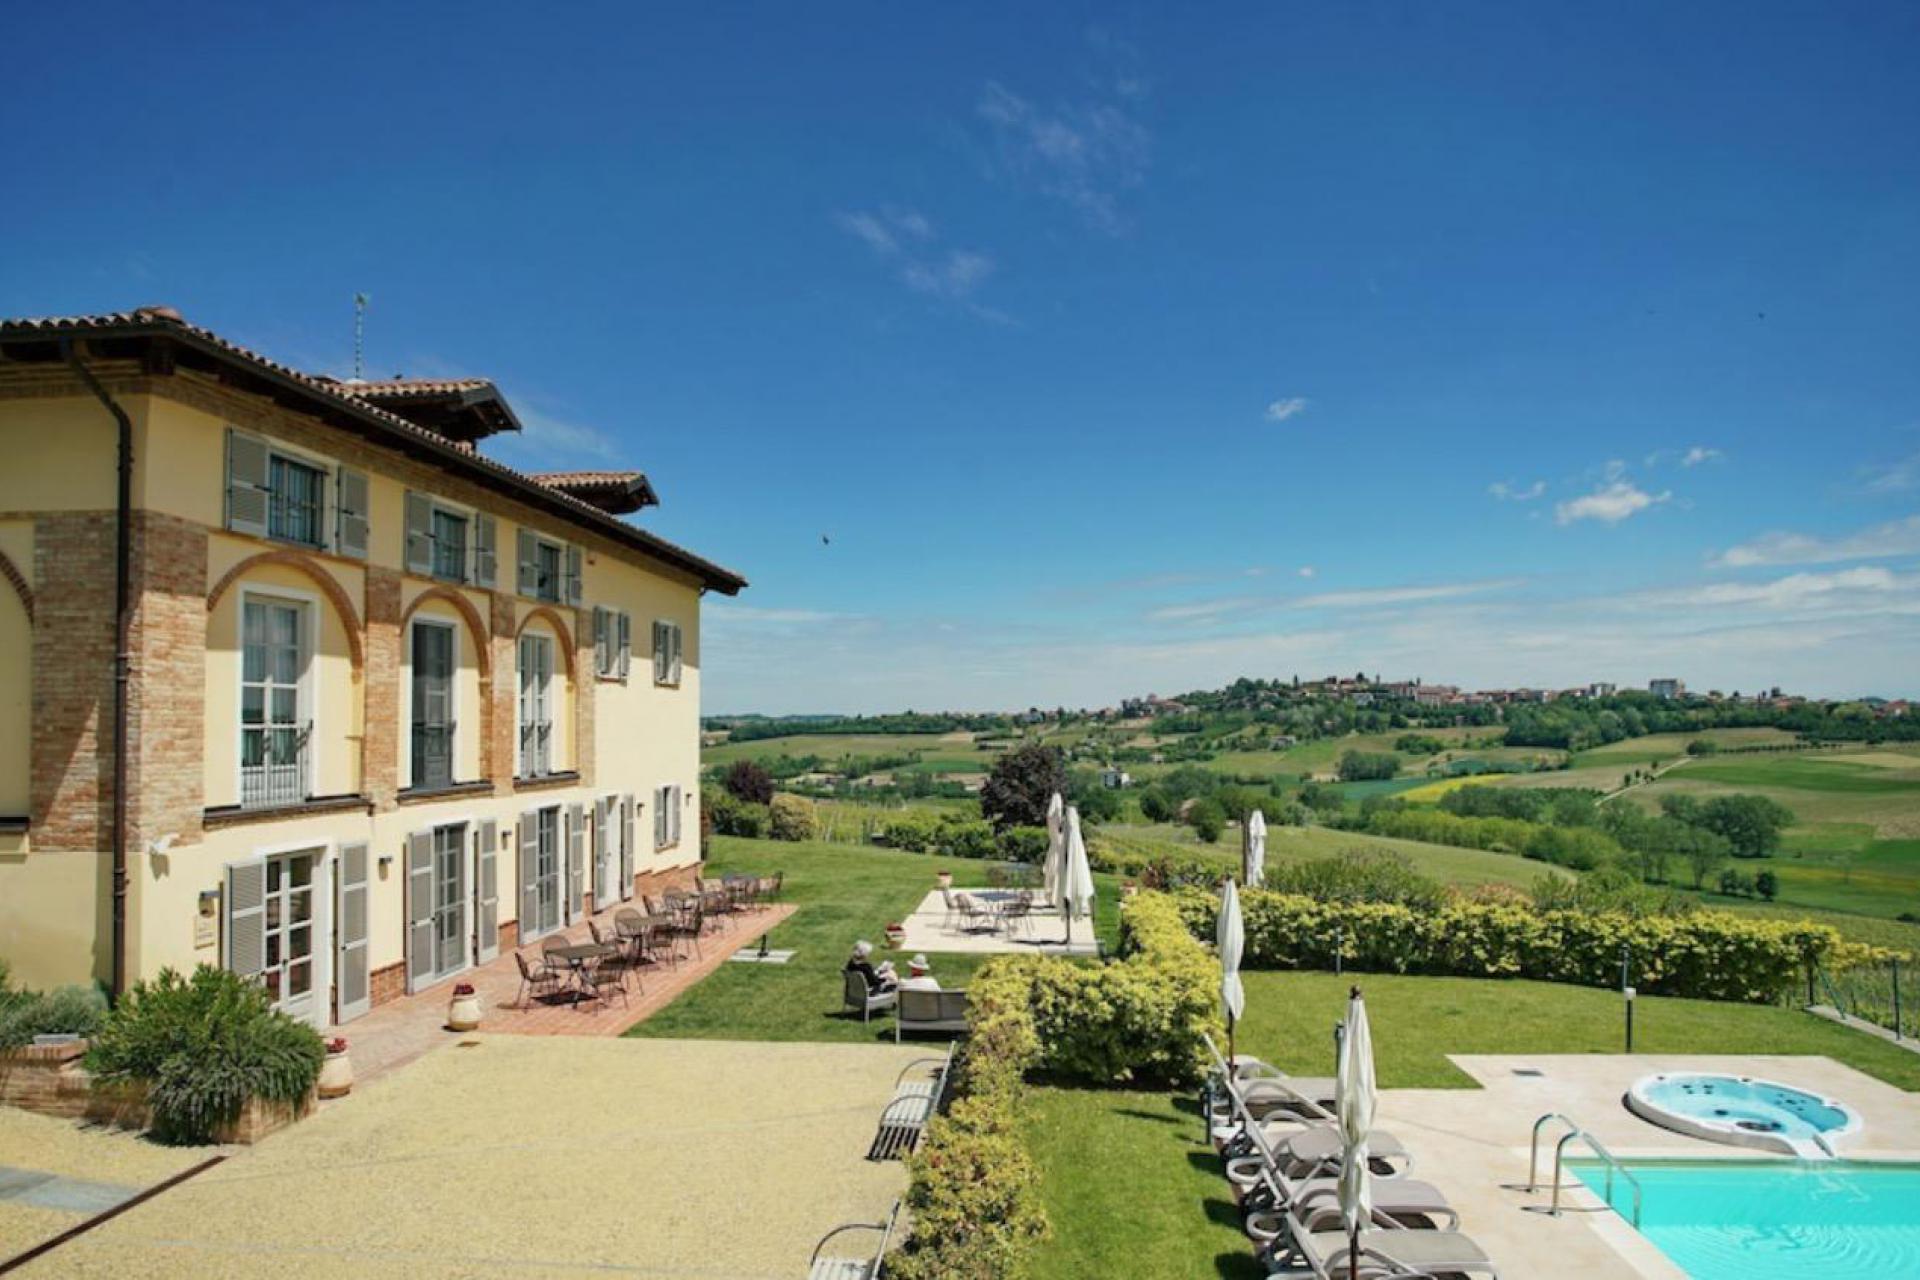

{"left": 1227, "top": 1010, "right": 1236, "bottom": 1073}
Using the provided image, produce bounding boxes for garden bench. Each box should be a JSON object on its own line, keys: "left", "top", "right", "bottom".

{"left": 894, "top": 988, "right": 968, "bottom": 1043}
{"left": 867, "top": 1042, "right": 956, "bottom": 1160}
{"left": 808, "top": 1198, "right": 900, "bottom": 1279}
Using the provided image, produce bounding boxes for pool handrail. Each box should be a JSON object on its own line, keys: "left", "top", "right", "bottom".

{"left": 1525, "top": 1112, "right": 1583, "bottom": 1194}
{"left": 1553, "top": 1127, "right": 1642, "bottom": 1228}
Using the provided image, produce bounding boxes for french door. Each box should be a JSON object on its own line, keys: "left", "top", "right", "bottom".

{"left": 262, "top": 850, "right": 319, "bottom": 1024}
{"left": 411, "top": 621, "right": 455, "bottom": 789}
{"left": 518, "top": 633, "right": 553, "bottom": 777}
{"left": 534, "top": 807, "right": 561, "bottom": 936}
{"left": 241, "top": 598, "right": 308, "bottom": 809}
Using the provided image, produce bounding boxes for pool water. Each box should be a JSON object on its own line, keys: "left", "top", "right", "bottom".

{"left": 1572, "top": 1159, "right": 1920, "bottom": 1279}
{"left": 1640, "top": 1074, "right": 1850, "bottom": 1140}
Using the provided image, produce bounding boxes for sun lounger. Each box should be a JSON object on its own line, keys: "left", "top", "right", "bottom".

{"left": 1263, "top": 1123, "right": 1412, "bottom": 1179}
{"left": 1236, "top": 1122, "right": 1454, "bottom": 1231}
{"left": 808, "top": 1198, "right": 901, "bottom": 1279}
{"left": 1202, "top": 1035, "right": 1339, "bottom": 1132}
{"left": 1284, "top": 1215, "right": 1501, "bottom": 1279}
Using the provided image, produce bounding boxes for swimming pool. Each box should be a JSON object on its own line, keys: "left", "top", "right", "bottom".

{"left": 1627, "top": 1072, "right": 1860, "bottom": 1158}
{"left": 1571, "top": 1159, "right": 1920, "bottom": 1279}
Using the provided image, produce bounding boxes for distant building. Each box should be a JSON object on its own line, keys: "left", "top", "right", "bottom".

{"left": 1099, "top": 767, "right": 1132, "bottom": 789}
{"left": 1587, "top": 682, "right": 1617, "bottom": 698}
{"left": 1650, "top": 678, "right": 1686, "bottom": 700}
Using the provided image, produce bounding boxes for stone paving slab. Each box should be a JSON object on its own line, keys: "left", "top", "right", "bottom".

{"left": 896, "top": 889, "right": 1096, "bottom": 956}
{"left": 16, "top": 1036, "right": 925, "bottom": 1279}
{"left": 0, "top": 1165, "right": 139, "bottom": 1214}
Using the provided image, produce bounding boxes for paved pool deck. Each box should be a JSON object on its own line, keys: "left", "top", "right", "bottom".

{"left": 12, "top": 1037, "right": 926, "bottom": 1278}
{"left": 1360, "top": 1053, "right": 1920, "bottom": 1279}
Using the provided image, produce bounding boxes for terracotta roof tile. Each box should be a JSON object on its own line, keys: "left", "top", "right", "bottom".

{"left": 0, "top": 307, "right": 744, "bottom": 594}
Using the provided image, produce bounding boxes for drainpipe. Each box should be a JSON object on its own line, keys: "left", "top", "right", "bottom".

{"left": 61, "top": 339, "right": 133, "bottom": 1005}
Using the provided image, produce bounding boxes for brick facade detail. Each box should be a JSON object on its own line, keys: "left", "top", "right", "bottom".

{"left": 489, "top": 592, "right": 517, "bottom": 796}
{"left": 127, "top": 512, "right": 209, "bottom": 852}
{"left": 30, "top": 513, "right": 116, "bottom": 852}
{"left": 369, "top": 960, "right": 407, "bottom": 1009}
{"left": 364, "top": 567, "right": 401, "bottom": 811}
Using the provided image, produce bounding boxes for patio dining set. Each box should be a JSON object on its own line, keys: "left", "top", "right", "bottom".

{"left": 939, "top": 886, "right": 1042, "bottom": 940}
{"left": 512, "top": 872, "right": 783, "bottom": 1012}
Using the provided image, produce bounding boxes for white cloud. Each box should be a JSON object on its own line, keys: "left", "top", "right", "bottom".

{"left": 1264, "top": 397, "right": 1309, "bottom": 423}
{"left": 1862, "top": 450, "right": 1920, "bottom": 493}
{"left": 1713, "top": 515, "right": 1920, "bottom": 568}
{"left": 975, "top": 74, "right": 1150, "bottom": 235}
{"left": 1636, "top": 566, "right": 1915, "bottom": 612}
{"left": 489, "top": 405, "right": 623, "bottom": 469}
{"left": 1293, "top": 579, "right": 1523, "bottom": 610}
{"left": 1488, "top": 480, "right": 1546, "bottom": 502}
{"left": 1298, "top": 566, "right": 1316, "bottom": 579}
{"left": 837, "top": 208, "right": 999, "bottom": 311}
{"left": 1555, "top": 481, "right": 1671, "bottom": 526}
{"left": 705, "top": 605, "right": 851, "bottom": 627}
{"left": 1681, "top": 446, "right": 1723, "bottom": 467}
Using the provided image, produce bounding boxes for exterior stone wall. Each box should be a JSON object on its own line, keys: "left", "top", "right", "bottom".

{"left": 0, "top": 1041, "right": 307, "bottom": 1144}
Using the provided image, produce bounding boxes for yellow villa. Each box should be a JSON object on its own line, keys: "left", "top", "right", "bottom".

{"left": 0, "top": 306, "right": 745, "bottom": 1027}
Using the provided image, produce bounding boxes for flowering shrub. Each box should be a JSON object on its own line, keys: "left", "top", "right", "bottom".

{"left": 768, "top": 793, "right": 817, "bottom": 842}
{"left": 1161, "top": 886, "right": 1844, "bottom": 1003}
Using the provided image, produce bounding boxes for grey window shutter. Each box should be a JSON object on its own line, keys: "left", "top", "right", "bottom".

{"left": 593, "top": 607, "right": 610, "bottom": 677}
{"left": 616, "top": 612, "right": 631, "bottom": 680}
{"left": 593, "top": 796, "right": 610, "bottom": 906}
{"left": 518, "top": 813, "right": 539, "bottom": 942}
{"left": 654, "top": 788, "right": 666, "bottom": 849}
{"left": 224, "top": 858, "right": 267, "bottom": 979}
{"left": 653, "top": 621, "right": 668, "bottom": 684}
{"left": 337, "top": 841, "right": 371, "bottom": 1021}
{"left": 225, "top": 429, "right": 271, "bottom": 537}
{"left": 404, "top": 492, "right": 435, "bottom": 575}
{"left": 406, "top": 830, "right": 435, "bottom": 992}
{"left": 473, "top": 515, "right": 498, "bottom": 588}
{"left": 564, "top": 545, "right": 584, "bottom": 606}
{"left": 566, "top": 802, "right": 586, "bottom": 921}
{"left": 620, "top": 794, "right": 635, "bottom": 899}
{"left": 476, "top": 820, "right": 499, "bottom": 963}
{"left": 669, "top": 624, "right": 684, "bottom": 684}
{"left": 517, "top": 529, "right": 537, "bottom": 597}
{"left": 335, "top": 468, "right": 370, "bottom": 559}
{"left": 673, "top": 786, "right": 683, "bottom": 845}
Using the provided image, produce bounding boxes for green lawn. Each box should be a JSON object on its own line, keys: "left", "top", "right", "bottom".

{"left": 627, "top": 836, "right": 1121, "bottom": 1044}
{"left": 1235, "top": 970, "right": 1920, "bottom": 1090}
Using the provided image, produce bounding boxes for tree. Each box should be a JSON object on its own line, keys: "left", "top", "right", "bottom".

{"left": 1755, "top": 869, "right": 1779, "bottom": 902}
{"left": 1066, "top": 768, "right": 1121, "bottom": 823}
{"left": 1693, "top": 795, "right": 1796, "bottom": 858}
{"left": 722, "top": 759, "right": 775, "bottom": 805}
{"left": 768, "top": 793, "right": 816, "bottom": 841}
{"left": 980, "top": 742, "right": 1067, "bottom": 831}
{"left": 1188, "top": 797, "right": 1226, "bottom": 843}
{"left": 1682, "top": 827, "right": 1731, "bottom": 890}
{"left": 1336, "top": 750, "right": 1401, "bottom": 782}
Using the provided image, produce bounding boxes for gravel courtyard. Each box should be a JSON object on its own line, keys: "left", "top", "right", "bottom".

{"left": 14, "top": 1036, "right": 927, "bottom": 1278}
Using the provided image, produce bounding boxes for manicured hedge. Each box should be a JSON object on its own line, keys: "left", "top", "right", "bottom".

{"left": 1163, "top": 887, "right": 1842, "bottom": 1004}
{"left": 889, "top": 893, "right": 1223, "bottom": 1278}
{"left": 873, "top": 811, "right": 1047, "bottom": 863}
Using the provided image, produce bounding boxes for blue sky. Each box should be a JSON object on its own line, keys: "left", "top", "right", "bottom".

{"left": 6, "top": 3, "right": 1918, "bottom": 712}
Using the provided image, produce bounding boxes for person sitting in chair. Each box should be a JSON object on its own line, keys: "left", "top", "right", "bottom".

{"left": 899, "top": 954, "right": 941, "bottom": 992}
{"left": 845, "top": 940, "right": 897, "bottom": 993}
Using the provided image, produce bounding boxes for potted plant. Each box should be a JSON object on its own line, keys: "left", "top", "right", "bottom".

{"left": 447, "top": 981, "right": 482, "bottom": 1032}
{"left": 1121, "top": 880, "right": 1139, "bottom": 899}
{"left": 935, "top": 868, "right": 953, "bottom": 889}
{"left": 318, "top": 1036, "right": 353, "bottom": 1099}
{"left": 883, "top": 921, "right": 907, "bottom": 948}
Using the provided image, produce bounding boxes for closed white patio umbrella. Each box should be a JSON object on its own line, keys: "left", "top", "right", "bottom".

{"left": 1218, "top": 878, "right": 1246, "bottom": 1068}
{"left": 1338, "top": 986, "right": 1376, "bottom": 1280}
{"left": 1057, "top": 804, "right": 1096, "bottom": 947}
{"left": 1244, "top": 809, "right": 1267, "bottom": 888}
{"left": 1043, "top": 792, "right": 1065, "bottom": 901}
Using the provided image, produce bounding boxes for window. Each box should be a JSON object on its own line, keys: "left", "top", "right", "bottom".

{"left": 431, "top": 508, "right": 468, "bottom": 582}
{"left": 594, "top": 607, "right": 632, "bottom": 680}
{"left": 260, "top": 851, "right": 317, "bottom": 1019}
{"left": 240, "top": 597, "right": 309, "bottom": 810}
{"left": 518, "top": 632, "right": 554, "bottom": 778}
{"left": 653, "top": 783, "right": 682, "bottom": 850}
{"left": 520, "top": 805, "right": 562, "bottom": 940}
{"left": 516, "top": 530, "right": 580, "bottom": 604}
{"left": 652, "top": 620, "right": 683, "bottom": 686}
{"left": 410, "top": 620, "right": 456, "bottom": 790}
{"left": 268, "top": 456, "right": 326, "bottom": 546}
{"left": 432, "top": 824, "right": 466, "bottom": 977}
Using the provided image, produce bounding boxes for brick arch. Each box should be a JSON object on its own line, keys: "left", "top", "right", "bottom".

{"left": 400, "top": 586, "right": 493, "bottom": 680}
{"left": 0, "top": 549, "right": 30, "bottom": 622}
{"left": 515, "top": 605, "right": 577, "bottom": 677}
{"left": 206, "top": 550, "right": 364, "bottom": 672}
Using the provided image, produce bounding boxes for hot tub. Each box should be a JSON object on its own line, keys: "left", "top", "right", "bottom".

{"left": 1626, "top": 1072, "right": 1861, "bottom": 1158}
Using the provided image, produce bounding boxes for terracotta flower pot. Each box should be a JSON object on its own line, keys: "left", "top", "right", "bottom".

{"left": 936, "top": 872, "right": 954, "bottom": 889}
{"left": 318, "top": 1050, "right": 354, "bottom": 1099}
{"left": 447, "top": 991, "right": 483, "bottom": 1032}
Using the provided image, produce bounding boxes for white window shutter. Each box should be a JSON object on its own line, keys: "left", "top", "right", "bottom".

{"left": 404, "top": 492, "right": 434, "bottom": 575}
{"left": 565, "top": 802, "right": 586, "bottom": 921}
{"left": 335, "top": 468, "right": 370, "bottom": 559}
{"left": 476, "top": 820, "right": 499, "bottom": 963}
{"left": 225, "top": 429, "right": 271, "bottom": 537}
{"left": 224, "top": 858, "right": 267, "bottom": 979}
{"left": 620, "top": 795, "right": 635, "bottom": 899}
{"left": 616, "top": 612, "right": 631, "bottom": 679}
{"left": 593, "top": 607, "right": 610, "bottom": 677}
{"left": 405, "top": 831, "right": 435, "bottom": 992}
{"left": 654, "top": 788, "right": 667, "bottom": 849}
{"left": 473, "top": 515, "right": 498, "bottom": 588}
{"left": 516, "top": 529, "right": 537, "bottom": 597}
{"left": 518, "top": 813, "right": 540, "bottom": 942}
{"left": 337, "top": 842, "right": 371, "bottom": 1021}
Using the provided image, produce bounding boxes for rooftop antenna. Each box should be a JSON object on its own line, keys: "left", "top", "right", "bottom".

{"left": 352, "top": 293, "right": 370, "bottom": 381}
